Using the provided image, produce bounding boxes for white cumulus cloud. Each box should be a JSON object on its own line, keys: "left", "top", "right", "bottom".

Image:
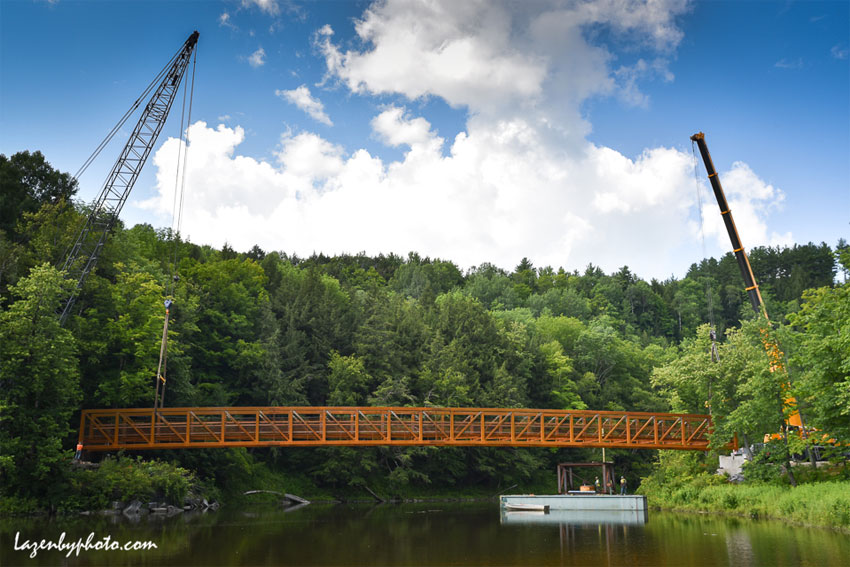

{"left": 248, "top": 47, "right": 266, "bottom": 68}
{"left": 242, "top": 0, "right": 279, "bottom": 15}
{"left": 699, "top": 161, "right": 792, "bottom": 251}
{"left": 276, "top": 85, "right": 333, "bottom": 126}
{"left": 146, "top": 0, "right": 788, "bottom": 280}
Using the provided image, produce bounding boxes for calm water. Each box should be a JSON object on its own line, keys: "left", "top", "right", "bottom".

{"left": 2, "top": 502, "right": 848, "bottom": 566}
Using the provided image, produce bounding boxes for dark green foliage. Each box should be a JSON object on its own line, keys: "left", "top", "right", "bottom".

{"left": 67, "top": 455, "right": 197, "bottom": 511}
{"left": 0, "top": 151, "right": 77, "bottom": 238}
{"left": 390, "top": 252, "right": 463, "bottom": 301}
{"left": 177, "top": 257, "right": 276, "bottom": 406}
{"left": 785, "top": 282, "right": 850, "bottom": 446}
{"left": 741, "top": 442, "right": 788, "bottom": 484}
{"left": 1, "top": 150, "right": 847, "bottom": 508}
{"left": 0, "top": 265, "right": 80, "bottom": 506}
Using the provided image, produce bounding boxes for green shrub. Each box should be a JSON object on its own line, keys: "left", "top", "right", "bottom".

{"left": 721, "top": 490, "right": 739, "bottom": 510}
{"left": 827, "top": 498, "right": 850, "bottom": 527}
{"left": 65, "top": 455, "right": 196, "bottom": 511}
{"left": 741, "top": 443, "right": 787, "bottom": 484}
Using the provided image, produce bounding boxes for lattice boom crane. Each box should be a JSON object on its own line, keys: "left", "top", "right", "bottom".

{"left": 59, "top": 31, "right": 199, "bottom": 325}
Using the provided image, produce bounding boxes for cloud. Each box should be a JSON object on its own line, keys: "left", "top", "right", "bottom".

{"left": 774, "top": 57, "right": 803, "bottom": 69}
{"left": 276, "top": 85, "right": 333, "bottom": 126}
{"left": 248, "top": 47, "right": 266, "bottom": 68}
{"left": 147, "top": 0, "right": 788, "bottom": 280}
{"left": 371, "top": 106, "right": 441, "bottom": 149}
{"left": 242, "top": 0, "right": 279, "bottom": 15}
{"left": 315, "top": 6, "right": 548, "bottom": 113}
{"left": 147, "top": 118, "right": 721, "bottom": 279}
{"left": 699, "top": 162, "right": 792, "bottom": 250}
{"left": 219, "top": 12, "right": 236, "bottom": 29}
{"left": 831, "top": 44, "right": 848, "bottom": 60}
{"left": 316, "top": 0, "right": 688, "bottom": 115}
{"left": 614, "top": 58, "right": 675, "bottom": 107}
{"left": 275, "top": 131, "right": 345, "bottom": 181}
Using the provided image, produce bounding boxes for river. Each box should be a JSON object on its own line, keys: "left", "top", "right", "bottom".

{"left": 2, "top": 502, "right": 848, "bottom": 566}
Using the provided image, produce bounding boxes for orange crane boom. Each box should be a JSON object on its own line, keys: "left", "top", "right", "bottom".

{"left": 690, "top": 132, "right": 803, "bottom": 430}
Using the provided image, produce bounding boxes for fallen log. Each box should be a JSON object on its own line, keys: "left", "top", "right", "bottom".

{"left": 243, "top": 490, "right": 310, "bottom": 505}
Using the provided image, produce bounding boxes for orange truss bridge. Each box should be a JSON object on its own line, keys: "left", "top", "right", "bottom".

{"left": 78, "top": 407, "right": 715, "bottom": 452}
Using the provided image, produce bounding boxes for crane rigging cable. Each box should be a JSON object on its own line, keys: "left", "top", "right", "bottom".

{"left": 155, "top": 40, "right": 198, "bottom": 411}
{"left": 71, "top": 45, "right": 185, "bottom": 183}
{"left": 172, "top": 41, "right": 197, "bottom": 294}
{"left": 690, "top": 140, "right": 720, "bottom": 365}
{"left": 56, "top": 31, "right": 200, "bottom": 326}
{"left": 59, "top": 45, "right": 184, "bottom": 279}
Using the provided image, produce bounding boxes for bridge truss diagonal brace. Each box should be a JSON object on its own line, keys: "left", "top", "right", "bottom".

{"left": 78, "top": 406, "right": 718, "bottom": 452}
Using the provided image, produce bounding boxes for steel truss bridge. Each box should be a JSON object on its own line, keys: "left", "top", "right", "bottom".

{"left": 78, "top": 406, "right": 715, "bottom": 451}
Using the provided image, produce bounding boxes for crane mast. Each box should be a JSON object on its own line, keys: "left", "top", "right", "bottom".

{"left": 59, "top": 31, "right": 199, "bottom": 325}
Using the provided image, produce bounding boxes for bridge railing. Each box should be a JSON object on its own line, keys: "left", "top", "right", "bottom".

{"left": 78, "top": 407, "right": 714, "bottom": 451}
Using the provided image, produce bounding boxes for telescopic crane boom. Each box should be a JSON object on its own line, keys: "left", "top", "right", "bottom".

{"left": 690, "top": 132, "right": 803, "bottom": 430}
{"left": 58, "top": 31, "right": 199, "bottom": 325}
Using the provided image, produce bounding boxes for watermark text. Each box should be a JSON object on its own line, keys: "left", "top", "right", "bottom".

{"left": 13, "top": 531, "right": 157, "bottom": 559}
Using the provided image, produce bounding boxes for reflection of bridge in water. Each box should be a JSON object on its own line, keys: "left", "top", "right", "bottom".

{"left": 78, "top": 406, "right": 714, "bottom": 451}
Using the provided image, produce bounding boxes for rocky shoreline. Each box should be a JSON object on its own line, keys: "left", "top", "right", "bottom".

{"left": 81, "top": 497, "right": 221, "bottom": 518}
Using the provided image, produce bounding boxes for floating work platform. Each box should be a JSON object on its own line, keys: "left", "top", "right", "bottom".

{"left": 500, "top": 494, "right": 647, "bottom": 515}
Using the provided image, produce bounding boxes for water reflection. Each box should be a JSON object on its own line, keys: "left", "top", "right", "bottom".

{"left": 500, "top": 508, "right": 648, "bottom": 526}
{"left": 2, "top": 502, "right": 848, "bottom": 566}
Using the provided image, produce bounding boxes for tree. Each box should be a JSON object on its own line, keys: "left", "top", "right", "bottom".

{"left": 90, "top": 264, "right": 171, "bottom": 408}
{"left": 0, "top": 264, "right": 80, "bottom": 505}
{"left": 539, "top": 340, "right": 585, "bottom": 410}
{"left": 389, "top": 254, "right": 463, "bottom": 301}
{"left": 463, "top": 271, "right": 523, "bottom": 310}
{"left": 178, "top": 257, "right": 276, "bottom": 406}
{"left": 353, "top": 291, "right": 428, "bottom": 396}
{"left": 424, "top": 291, "right": 506, "bottom": 404}
{"left": 263, "top": 258, "right": 354, "bottom": 405}
{"left": 327, "top": 352, "right": 373, "bottom": 406}
{"left": 653, "top": 321, "right": 798, "bottom": 480}
{"left": 0, "top": 151, "right": 78, "bottom": 238}
{"left": 786, "top": 283, "right": 850, "bottom": 446}
{"left": 836, "top": 238, "right": 849, "bottom": 283}
{"left": 527, "top": 287, "right": 591, "bottom": 319}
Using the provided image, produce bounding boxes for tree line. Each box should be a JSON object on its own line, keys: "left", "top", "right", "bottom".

{"left": 1, "top": 150, "right": 847, "bottom": 506}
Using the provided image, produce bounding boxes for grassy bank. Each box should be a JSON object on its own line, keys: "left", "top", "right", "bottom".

{"left": 638, "top": 474, "right": 850, "bottom": 531}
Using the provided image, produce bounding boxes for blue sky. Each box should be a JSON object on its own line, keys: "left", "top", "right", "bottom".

{"left": 1, "top": 0, "right": 847, "bottom": 280}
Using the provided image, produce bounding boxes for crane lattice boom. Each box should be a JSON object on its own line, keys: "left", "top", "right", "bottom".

{"left": 59, "top": 31, "right": 199, "bottom": 324}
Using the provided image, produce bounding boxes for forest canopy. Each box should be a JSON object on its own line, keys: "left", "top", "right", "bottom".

{"left": 1, "top": 150, "right": 847, "bottom": 504}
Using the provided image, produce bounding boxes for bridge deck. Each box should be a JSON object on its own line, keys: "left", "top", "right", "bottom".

{"left": 78, "top": 407, "right": 714, "bottom": 451}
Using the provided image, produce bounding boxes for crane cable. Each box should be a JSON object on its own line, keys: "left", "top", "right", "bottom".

{"left": 154, "top": 43, "right": 197, "bottom": 411}
{"left": 691, "top": 140, "right": 719, "bottom": 413}
{"left": 61, "top": 45, "right": 186, "bottom": 270}
{"left": 72, "top": 45, "right": 184, "bottom": 182}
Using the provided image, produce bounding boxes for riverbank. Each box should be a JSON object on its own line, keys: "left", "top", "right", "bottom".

{"left": 1, "top": 453, "right": 553, "bottom": 516}
{"left": 0, "top": 455, "right": 216, "bottom": 516}
{"left": 638, "top": 475, "right": 850, "bottom": 531}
